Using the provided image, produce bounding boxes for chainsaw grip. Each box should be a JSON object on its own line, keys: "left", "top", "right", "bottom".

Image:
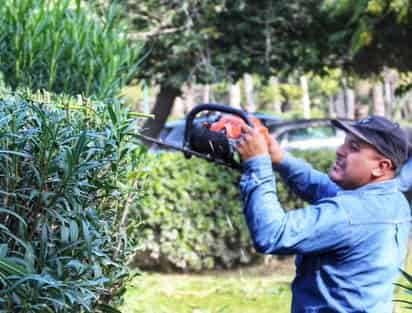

{"left": 183, "top": 103, "right": 254, "bottom": 152}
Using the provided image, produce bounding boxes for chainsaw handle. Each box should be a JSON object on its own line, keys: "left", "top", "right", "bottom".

{"left": 183, "top": 103, "right": 254, "bottom": 148}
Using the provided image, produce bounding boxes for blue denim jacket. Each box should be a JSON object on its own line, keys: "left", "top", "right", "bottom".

{"left": 240, "top": 155, "right": 411, "bottom": 313}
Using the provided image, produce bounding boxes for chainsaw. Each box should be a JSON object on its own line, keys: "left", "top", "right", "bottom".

{"left": 138, "top": 104, "right": 269, "bottom": 171}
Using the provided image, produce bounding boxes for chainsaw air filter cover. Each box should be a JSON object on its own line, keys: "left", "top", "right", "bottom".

{"left": 188, "top": 124, "right": 236, "bottom": 162}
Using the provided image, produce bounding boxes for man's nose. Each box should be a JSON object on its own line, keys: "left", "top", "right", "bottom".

{"left": 336, "top": 144, "right": 346, "bottom": 157}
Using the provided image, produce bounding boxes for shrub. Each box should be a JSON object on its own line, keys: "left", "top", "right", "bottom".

{"left": 0, "top": 92, "right": 146, "bottom": 312}
{"left": 0, "top": 0, "right": 141, "bottom": 98}
{"left": 131, "top": 150, "right": 335, "bottom": 272}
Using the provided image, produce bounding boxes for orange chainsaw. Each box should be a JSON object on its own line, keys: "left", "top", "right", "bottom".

{"left": 139, "top": 104, "right": 270, "bottom": 170}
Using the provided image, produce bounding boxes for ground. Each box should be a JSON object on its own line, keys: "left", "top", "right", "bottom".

{"left": 119, "top": 268, "right": 292, "bottom": 313}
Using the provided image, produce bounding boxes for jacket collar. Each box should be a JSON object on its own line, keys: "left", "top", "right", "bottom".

{"left": 337, "top": 179, "right": 399, "bottom": 196}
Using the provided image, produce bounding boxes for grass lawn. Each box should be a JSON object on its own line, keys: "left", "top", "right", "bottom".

{"left": 118, "top": 264, "right": 294, "bottom": 313}
{"left": 118, "top": 252, "right": 412, "bottom": 313}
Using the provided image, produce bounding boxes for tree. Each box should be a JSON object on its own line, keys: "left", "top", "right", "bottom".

{"left": 318, "top": 0, "right": 412, "bottom": 75}
{"left": 101, "top": 0, "right": 326, "bottom": 138}
{"left": 97, "top": 0, "right": 412, "bottom": 136}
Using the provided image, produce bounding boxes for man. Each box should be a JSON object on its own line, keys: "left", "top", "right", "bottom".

{"left": 237, "top": 116, "right": 411, "bottom": 313}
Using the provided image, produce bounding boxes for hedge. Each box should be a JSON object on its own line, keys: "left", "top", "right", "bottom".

{"left": 131, "top": 149, "right": 336, "bottom": 272}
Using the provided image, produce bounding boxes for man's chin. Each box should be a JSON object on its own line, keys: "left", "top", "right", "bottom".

{"left": 329, "top": 170, "right": 341, "bottom": 185}
{"left": 329, "top": 171, "right": 351, "bottom": 189}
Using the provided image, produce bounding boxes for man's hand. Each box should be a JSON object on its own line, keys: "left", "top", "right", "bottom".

{"left": 237, "top": 125, "right": 269, "bottom": 161}
{"left": 267, "top": 135, "right": 284, "bottom": 165}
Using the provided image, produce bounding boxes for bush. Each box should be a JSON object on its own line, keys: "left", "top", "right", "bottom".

{"left": 0, "top": 0, "right": 141, "bottom": 98}
{"left": 0, "top": 92, "right": 146, "bottom": 312}
{"left": 132, "top": 150, "right": 335, "bottom": 272}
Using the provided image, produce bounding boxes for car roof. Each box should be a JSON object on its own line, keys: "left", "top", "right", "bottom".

{"left": 267, "top": 118, "right": 354, "bottom": 136}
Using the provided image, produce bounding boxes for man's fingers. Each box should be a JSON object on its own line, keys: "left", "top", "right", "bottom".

{"left": 241, "top": 124, "right": 254, "bottom": 134}
{"left": 267, "top": 135, "right": 277, "bottom": 147}
{"left": 237, "top": 133, "right": 250, "bottom": 148}
{"left": 241, "top": 124, "right": 251, "bottom": 131}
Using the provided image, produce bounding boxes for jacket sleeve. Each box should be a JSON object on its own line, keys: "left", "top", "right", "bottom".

{"left": 241, "top": 155, "right": 350, "bottom": 255}
{"left": 273, "top": 153, "right": 341, "bottom": 204}
{"left": 398, "top": 156, "right": 412, "bottom": 192}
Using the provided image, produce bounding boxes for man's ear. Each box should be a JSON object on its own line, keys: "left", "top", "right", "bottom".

{"left": 371, "top": 158, "right": 394, "bottom": 177}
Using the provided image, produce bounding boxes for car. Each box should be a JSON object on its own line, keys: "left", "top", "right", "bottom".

{"left": 267, "top": 118, "right": 350, "bottom": 151}
{"left": 155, "top": 113, "right": 349, "bottom": 152}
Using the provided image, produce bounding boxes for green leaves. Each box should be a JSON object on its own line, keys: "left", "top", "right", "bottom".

{"left": 131, "top": 149, "right": 335, "bottom": 272}
{"left": 0, "top": 91, "right": 147, "bottom": 312}
{"left": 0, "top": 257, "right": 30, "bottom": 277}
{"left": 0, "top": 0, "right": 142, "bottom": 99}
{"left": 394, "top": 269, "right": 412, "bottom": 310}
{"left": 96, "top": 303, "right": 123, "bottom": 313}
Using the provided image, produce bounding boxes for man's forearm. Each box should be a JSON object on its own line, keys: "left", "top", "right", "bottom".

{"left": 273, "top": 153, "right": 340, "bottom": 203}
{"left": 240, "top": 155, "right": 286, "bottom": 254}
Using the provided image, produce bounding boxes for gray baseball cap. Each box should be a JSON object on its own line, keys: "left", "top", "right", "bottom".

{"left": 332, "top": 115, "right": 408, "bottom": 169}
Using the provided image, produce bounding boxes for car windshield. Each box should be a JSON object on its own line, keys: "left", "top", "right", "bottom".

{"left": 287, "top": 126, "right": 336, "bottom": 142}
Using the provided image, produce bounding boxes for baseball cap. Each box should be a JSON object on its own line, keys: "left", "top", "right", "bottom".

{"left": 332, "top": 115, "right": 409, "bottom": 169}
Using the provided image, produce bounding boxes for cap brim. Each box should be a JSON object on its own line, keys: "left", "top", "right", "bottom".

{"left": 332, "top": 119, "right": 376, "bottom": 147}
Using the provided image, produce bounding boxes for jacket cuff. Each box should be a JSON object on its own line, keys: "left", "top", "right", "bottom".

{"left": 242, "top": 155, "right": 273, "bottom": 179}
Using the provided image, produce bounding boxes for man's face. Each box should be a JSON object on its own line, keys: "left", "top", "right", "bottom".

{"left": 329, "top": 134, "right": 389, "bottom": 190}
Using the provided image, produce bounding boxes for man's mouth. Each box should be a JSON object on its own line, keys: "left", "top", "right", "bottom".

{"left": 333, "top": 159, "right": 345, "bottom": 171}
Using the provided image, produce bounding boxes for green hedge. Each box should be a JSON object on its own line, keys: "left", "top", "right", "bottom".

{"left": 131, "top": 150, "right": 336, "bottom": 272}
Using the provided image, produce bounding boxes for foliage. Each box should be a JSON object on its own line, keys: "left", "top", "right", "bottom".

{"left": 0, "top": 91, "right": 147, "bottom": 312}
{"left": 130, "top": 152, "right": 251, "bottom": 272}
{"left": 310, "top": 0, "right": 412, "bottom": 75}
{"left": 131, "top": 150, "right": 335, "bottom": 272}
{"left": 99, "top": 0, "right": 328, "bottom": 85}
{"left": 394, "top": 269, "right": 412, "bottom": 310}
{"left": 0, "top": 0, "right": 141, "bottom": 99}
{"left": 90, "top": 0, "right": 333, "bottom": 139}
{"left": 94, "top": 1, "right": 412, "bottom": 137}
{"left": 130, "top": 0, "right": 412, "bottom": 77}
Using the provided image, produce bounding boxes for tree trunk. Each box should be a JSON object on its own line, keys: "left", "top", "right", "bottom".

{"left": 172, "top": 96, "right": 185, "bottom": 117}
{"left": 383, "top": 68, "right": 398, "bottom": 118}
{"left": 300, "top": 76, "right": 311, "bottom": 118}
{"left": 404, "top": 97, "right": 412, "bottom": 120}
{"left": 142, "top": 84, "right": 181, "bottom": 140}
{"left": 328, "top": 95, "right": 335, "bottom": 117}
{"left": 355, "top": 105, "right": 369, "bottom": 120}
{"left": 270, "top": 76, "right": 282, "bottom": 114}
{"left": 203, "top": 84, "right": 210, "bottom": 103}
{"left": 244, "top": 73, "right": 256, "bottom": 112}
{"left": 184, "top": 83, "right": 196, "bottom": 114}
{"left": 335, "top": 90, "right": 346, "bottom": 118}
{"left": 372, "top": 83, "right": 385, "bottom": 116}
{"left": 229, "top": 82, "right": 241, "bottom": 108}
{"left": 384, "top": 79, "right": 393, "bottom": 117}
{"left": 354, "top": 79, "right": 370, "bottom": 120}
{"left": 345, "top": 88, "right": 355, "bottom": 119}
